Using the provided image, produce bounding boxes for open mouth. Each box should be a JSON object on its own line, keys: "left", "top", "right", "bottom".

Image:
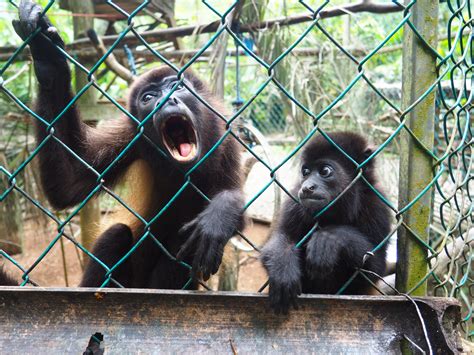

{"left": 160, "top": 114, "right": 198, "bottom": 163}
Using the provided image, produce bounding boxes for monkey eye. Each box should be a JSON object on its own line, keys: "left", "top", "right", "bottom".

{"left": 319, "top": 165, "right": 333, "bottom": 178}
{"left": 302, "top": 167, "right": 311, "bottom": 177}
{"left": 141, "top": 93, "right": 156, "bottom": 104}
{"left": 169, "top": 79, "right": 185, "bottom": 90}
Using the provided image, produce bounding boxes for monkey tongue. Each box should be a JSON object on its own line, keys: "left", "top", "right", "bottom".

{"left": 178, "top": 143, "right": 192, "bottom": 157}
{"left": 171, "top": 133, "right": 192, "bottom": 157}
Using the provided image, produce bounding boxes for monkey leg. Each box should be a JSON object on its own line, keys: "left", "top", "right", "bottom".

{"left": 80, "top": 223, "right": 134, "bottom": 288}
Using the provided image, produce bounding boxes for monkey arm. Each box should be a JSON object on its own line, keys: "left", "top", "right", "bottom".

{"left": 13, "top": 1, "right": 135, "bottom": 209}
{"left": 260, "top": 199, "right": 308, "bottom": 314}
{"left": 34, "top": 93, "right": 135, "bottom": 210}
{"left": 79, "top": 223, "right": 134, "bottom": 288}
{"left": 176, "top": 189, "right": 245, "bottom": 281}
{"left": 305, "top": 225, "right": 386, "bottom": 282}
{"left": 261, "top": 231, "right": 303, "bottom": 314}
{"left": 34, "top": 72, "right": 135, "bottom": 210}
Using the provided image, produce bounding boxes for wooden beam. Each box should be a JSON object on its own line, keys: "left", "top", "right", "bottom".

{"left": 60, "top": 1, "right": 404, "bottom": 52}
{"left": 0, "top": 288, "right": 463, "bottom": 353}
{"left": 0, "top": 2, "right": 409, "bottom": 64}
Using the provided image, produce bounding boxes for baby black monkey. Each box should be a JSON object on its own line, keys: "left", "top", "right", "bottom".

{"left": 261, "top": 132, "right": 391, "bottom": 313}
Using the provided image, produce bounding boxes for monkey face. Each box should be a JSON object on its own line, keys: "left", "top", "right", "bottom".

{"left": 297, "top": 160, "right": 350, "bottom": 214}
{"left": 152, "top": 82, "right": 199, "bottom": 164}
{"left": 133, "top": 72, "right": 204, "bottom": 165}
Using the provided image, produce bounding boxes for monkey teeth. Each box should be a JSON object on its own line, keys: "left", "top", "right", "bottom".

{"left": 161, "top": 115, "right": 198, "bottom": 162}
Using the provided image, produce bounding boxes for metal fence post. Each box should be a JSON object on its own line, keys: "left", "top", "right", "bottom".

{"left": 396, "top": 0, "right": 439, "bottom": 295}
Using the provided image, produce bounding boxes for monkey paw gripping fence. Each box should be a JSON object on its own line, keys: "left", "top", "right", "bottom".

{"left": 0, "top": 0, "right": 472, "bottom": 350}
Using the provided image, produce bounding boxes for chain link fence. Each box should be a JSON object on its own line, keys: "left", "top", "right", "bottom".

{"left": 0, "top": 0, "right": 472, "bottom": 347}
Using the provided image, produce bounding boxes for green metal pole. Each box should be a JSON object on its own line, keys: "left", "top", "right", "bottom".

{"left": 396, "top": 0, "right": 439, "bottom": 296}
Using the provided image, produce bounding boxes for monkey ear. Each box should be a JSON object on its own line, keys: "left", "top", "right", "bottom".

{"left": 362, "top": 145, "right": 376, "bottom": 164}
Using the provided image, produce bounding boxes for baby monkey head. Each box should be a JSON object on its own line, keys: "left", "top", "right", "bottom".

{"left": 298, "top": 132, "right": 376, "bottom": 215}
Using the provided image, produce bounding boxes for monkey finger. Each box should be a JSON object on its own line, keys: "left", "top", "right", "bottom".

{"left": 199, "top": 238, "right": 224, "bottom": 278}
{"left": 176, "top": 229, "right": 199, "bottom": 261}
{"left": 290, "top": 286, "right": 300, "bottom": 310}
{"left": 191, "top": 236, "right": 210, "bottom": 279}
{"left": 279, "top": 288, "right": 290, "bottom": 315}
{"left": 268, "top": 282, "right": 284, "bottom": 314}
{"left": 36, "top": 9, "right": 55, "bottom": 32}
{"left": 273, "top": 304, "right": 282, "bottom": 315}
{"left": 284, "top": 289, "right": 293, "bottom": 311}
{"left": 211, "top": 244, "right": 224, "bottom": 276}
{"left": 269, "top": 288, "right": 281, "bottom": 314}
{"left": 200, "top": 251, "right": 214, "bottom": 280}
{"left": 16, "top": 1, "right": 64, "bottom": 50}
{"left": 305, "top": 262, "right": 319, "bottom": 280}
{"left": 268, "top": 282, "right": 277, "bottom": 300}
{"left": 296, "top": 282, "right": 302, "bottom": 296}
{"left": 200, "top": 233, "right": 225, "bottom": 279}
{"left": 290, "top": 296, "right": 299, "bottom": 311}
{"left": 189, "top": 270, "right": 203, "bottom": 283}
{"left": 12, "top": 20, "right": 27, "bottom": 40}
{"left": 22, "top": 1, "right": 43, "bottom": 35}
{"left": 202, "top": 270, "right": 211, "bottom": 281}
{"left": 197, "top": 257, "right": 210, "bottom": 281}
{"left": 19, "top": 0, "right": 34, "bottom": 23}
{"left": 178, "top": 218, "right": 199, "bottom": 235}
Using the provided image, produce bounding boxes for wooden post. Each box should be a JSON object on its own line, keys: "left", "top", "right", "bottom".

{"left": 0, "top": 150, "right": 22, "bottom": 255}
{"left": 396, "top": 0, "right": 439, "bottom": 296}
{"left": 69, "top": 0, "right": 101, "bottom": 251}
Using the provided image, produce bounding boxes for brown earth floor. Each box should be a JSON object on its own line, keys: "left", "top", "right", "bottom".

{"left": 2, "top": 218, "right": 270, "bottom": 292}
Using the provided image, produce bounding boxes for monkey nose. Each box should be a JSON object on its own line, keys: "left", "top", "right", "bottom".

{"left": 168, "top": 96, "right": 179, "bottom": 105}
{"left": 302, "top": 184, "right": 316, "bottom": 196}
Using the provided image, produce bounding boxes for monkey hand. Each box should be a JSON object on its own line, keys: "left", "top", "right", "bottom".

{"left": 176, "top": 210, "right": 234, "bottom": 281}
{"left": 13, "top": 1, "right": 65, "bottom": 64}
{"left": 262, "top": 244, "right": 302, "bottom": 314}
{"left": 305, "top": 227, "right": 346, "bottom": 279}
{"left": 176, "top": 190, "right": 244, "bottom": 281}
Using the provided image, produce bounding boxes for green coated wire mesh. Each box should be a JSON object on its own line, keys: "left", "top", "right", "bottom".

{"left": 0, "top": 0, "right": 472, "bottom": 343}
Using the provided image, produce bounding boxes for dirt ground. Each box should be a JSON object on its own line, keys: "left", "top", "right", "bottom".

{"left": 2, "top": 217, "right": 270, "bottom": 292}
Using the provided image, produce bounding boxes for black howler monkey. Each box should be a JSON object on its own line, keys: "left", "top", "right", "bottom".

{"left": 13, "top": 1, "right": 245, "bottom": 289}
{"left": 262, "top": 132, "right": 391, "bottom": 313}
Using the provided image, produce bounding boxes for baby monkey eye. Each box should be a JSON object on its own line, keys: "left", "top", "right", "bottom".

{"left": 141, "top": 93, "right": 156, "bottom": 103}
{"left": 302, "top": 167, "right": 311, "bottom": 177}
{"left": 319, "top": 165, "right": 333, "bottom": 178}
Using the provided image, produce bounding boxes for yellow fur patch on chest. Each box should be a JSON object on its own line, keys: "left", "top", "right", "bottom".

{"left": 99, "top": 159, "right": 155, "bottom": 239}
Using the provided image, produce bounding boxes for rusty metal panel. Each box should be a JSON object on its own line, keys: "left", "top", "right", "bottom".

{"left": 0, "top": 288, "right": 462, "bottom": 353}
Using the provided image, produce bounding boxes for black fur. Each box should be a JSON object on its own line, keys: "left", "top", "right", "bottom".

{"left": 13, "top": 1, "right": 245, "bottom": 289}
{"left": 79, "top": 224, "right": 134, "bottom": 287}
{"left": 261, "top": 132, "right": 391, "bottom": 313}
{"left": 0, "top": 267, "right": 17, "bottom": 286}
